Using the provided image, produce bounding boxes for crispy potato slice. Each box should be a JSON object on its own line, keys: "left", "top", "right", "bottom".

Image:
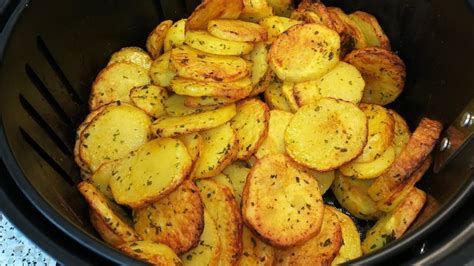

{"left": 332, "top": 173, "right": 382, "bottom": 220}
{"left": 349, "top": 11, "right": 391, "bottom": 50}
{"left": 186, "top": 0, "right": 243, "bottom": 31}
{"left": 178, "top": 133, "right": 204, "bottom": 163}
{"left": 208, "top": 19, "right": 268, "bottom": 42}
{"left": 328, "top": 207, "right": 362, "bottom": 265}
{"left": 285, "top": 98, "right": 368, "bottom": 171}
{"left": 345, "top": 47, "right": 406, "bottom": 105}
{"left": 89, "top": 210, "right": 125, "bottom": 247}
{"left": 259, "top": 16, "right": 303, "bottom": 42}
{"left": 78, "top": 182, "right": 140, "bottom": 242}
{"left": 242, "top": 154, "right": 324, "bottom": 248}
{"left": 79, "top": 103, "right": 152, "bottom": 172}
{"left": 146, "top": 20, "right": 174, "bottom": 59}
{"left": 181, "top": 210, "right": 222, "bottom": 266}
{"left": 165, "top": 19, "right": 187, "bottom": 52}
{"left": 165, "top": 94, "right": 218, "bottom": 116}
{"left": 222, "top": 162, "right": 251, "bottom": 205}
{"left": 186, "top": 30, "right": 254, "bottom": 56}
{"left": 269, "top": 23, "right": 340, "bottom": 82}
{"left": 307, "top": 169, "right": 335, "bottom": 195}
{"left": 240, "top": 0, "right": 274, "bottom": 22}
{"left": 293, "top": 62, "right": 365, "bottom": 106}
{"left": 327, "top": 7, "right": 367, "bottom": 56}
{"left": 281, "top": 81, "right": 299, "bottom": 112}
{"left": 110, "top": 138, "right": 192, "bottom": 208}
{"left": 267, "top": 0, "right": 294, "bottom": 16}
{"left": 151, "top": 104, "right": 237, "bottom": 138}
{"left": 264, "top": 80, "right": 292, "bottom": 112}
{"left": 249, "top": 42, "right": 270, "bottom": 86}
{"left": 255, "top": 110, "right": 293, "bottom": 159}
{"left": 133, "top": 180, "right": 204, "bottom": 254}
{"left": 368, "top": 118, "right": 442, "bottom": 201}
{"left": 89, "top": 63, "right": 151, "bottom": 110}
{"left": 170, "top": 46, "right": 251, "bottom": 82}
{"left": 231, "top": 99, "right": 270, "bottom": 160}
{"left": 185, "top": 95, "right": 241, "bottom": 107}
{"left": 88, "top": 160, "right": 117, "bottom": 200}
{"left": 340, "top": 145, "right": 396, "bottom": 179}
{"left": 170, "top": 77, "right": 252, "bottom": 99}
{"left": 389, "top": 110, "right": 411, "bottom": 156}
{"left": 192, "top": 123, "right": 238, "bottom": 179}
{"left": 108, "top": 47, "right": 153, "bottom": 70}
{"left": 240, "top": 225, "right": 275, "bottom": 266}
{"left": 274, "top": 207, "right": 343, "bottom": 266}
{"left": 149, "top": 51, "right": 177, "bottom": 88}
{"left": 196, "top": 179, "right": 243, "bottom": 265}
{"left": 291, "top": 0, "right": 336, "bottom": 30}
{"left": 118, "top": 241, "right": 182, "bottom": 265}
{"left": 130, "top": 84, "right": 168, "bottom": 118}
{"left": 362, "top": 188, "right": 426, "bottom": 254}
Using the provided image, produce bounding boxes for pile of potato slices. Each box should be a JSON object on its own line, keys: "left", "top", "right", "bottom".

{"left": 75, "top": 0, "right": 443, "bottom": 265}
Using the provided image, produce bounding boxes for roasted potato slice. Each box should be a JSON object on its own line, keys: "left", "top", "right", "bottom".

{"left": 345, "top": 47, "right": 406, "bottom": 105}
{"left": 369, "top": 118, "right": 442, "bottom": 201}
{"left": 149, "top": 51, "right": 177, "bottom": 88}
{"left": 185, "top": 95, "right": 242, "bottom": 107}
{"left": 250, "top": 68, "right": 275, "bottom": 96}
{"left": 240, "top": 0, "right": 274, "bottom": 22}
{"left": 192, "top": 123, "right": 238, "bottom": 179}
{"left": 208, "top": 19, "right": 268, "bottom": 42}
{"left": 89, "top": 210, "right": 125, "bottom": 247}
{"left": 231, "top": 98, "right": 270, "bottom": 160}
{"left": 349, "top": 11, "right": 391, "bottom": 50}
{"left": 151, "top": 104, "right": 237, "bottom": 138}
{"left": 306, "top": 169, "right": 335, "bottom": 195}
{"left": 389, "top": 110, "right": 411, "bottom": 156}
{"left": 108, "top": 47, "right": 153, "bottom": 70}
{"left": 269, "top": 23, "right": 340, "bottom": 82}
{"left": 291, "top": 0, "right": 336, "bottom": 30}
{"left": 249, "top": 42, "right": 270, "bottom": 86}
{"left": 133, "top": 180, "right": 204, "bottom": 254}
{"left": 274, "top": 207, "right": 343, "bottom": 266}
{"left": 328, "top": 207, "right": 362, "bottom": 265}
{"left": 281, "top": 81, "right": 299, "bottom": 112}
{"left": 170, "top": 77, "right": 252, "bottom": 99}
{"left": 211, "top": 173, "right": 236, "bottom": 194}
{"left": 327, "top": 7, "right": 367, "bottom": 56}
{"left": 186, "top": 0, "right": 243, "bottom": 31}
{"left": 88, "top": 160, "right": 117, "bottom": 200}
{"left": 165, "top": 94, "right": 218, "bottom": 116}
{"left": 170, "top": 46, "right": 251, "bottom": 83}
{"left": 222, "top": 161, "right": 251, "bottom": 205}
{"left": 185, "top": 30, "right": 254, "bottom": 56}
{"left": 255, "top": 110, "right": 293, "bottom": 159}
{"left": 267, "top": 0, "right": 294, "bottom": 17}
{"left": 146, "top": 20, "right": 174, "bottom": 59}
{"left": 242, "top": 154, "right": 324, "bottom": 248}
{"left": 89, "top": 63, "right": 151, "bottom": 110}
{"left": 240, "top": 225, "right": 275, "bottom": 266}
{"left": 130, "top": 84, "right": 168, "bottom": 118}
{"left": 362, "top": 188, "right": 426, "bottom": 254}
{"left": 165, "top": 19, "right": 187, "bottom": 52}
{"left": 196, "top": 179, "right": 243, "bottom": 265}
{"left": 110, "top": 138, "right": 192, "bottom": 208}
{"left": 264, "top": 80, "right": 292, "bottom": 112}
{"left": 259, "top": 16, "right": 302, "bottom": 42}
{"left": 340, "top": 145, "right": 396, "bottom": 179}
{"left": 293, "top": 62, "right": 365, "bottom": 106}
{"left": 285, "top": 98, "right": 368, "bottom": 171}
{"left": 178, "top": 132, "right": 204, "bottom": 163}
{"left": 118, "top": 241, "right": 182, "bottom": 265}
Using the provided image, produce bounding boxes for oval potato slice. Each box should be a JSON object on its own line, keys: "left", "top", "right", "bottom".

{"left": 269, "top": 23, "right": 340, "bottom": 82}
{"left": 259, "top": 16, "right": 302, "bottom": 42}
{"left": 170, "top": 77, "right": 252, "bottom": 99}
{"left": 285, "top": 98, "right": 368, "bottom": 171}
{"left": 327, "top": 7, "right": 367, "bottom": 56}
{"left": 108, "top": 47, "right": 153, "bottom": 70}
{"left": 242, "top": 154, "right": 324, "bottom": 248}
{"left": 164, "top": 19, "right": 187, "bottom": 52}
{"left": 240, "top": 0, "right": 274, "bottom": 23}
{"left": 88, "top": 160, "right": 117, "bottom": 200}
{"left": 130, "top": 84, "right": 168, "bottom": 118}
{"left": 389, "top": 110, "right": 411, "bottom": 156}
{"left": 186, "top": 0, "right": 243, "bottom": 31}
{"left": 255, "top": 110, "right": 293, "bottom": 159}
{"left": 208, "top": 19, "right": 268, "bottom": 42}
{"left": 165, "top": 94, "right": 218, "bottom": 116}
{"left": 185, "top": 30, "right": 254, "bottom": 56}
{"left": 178, "top": 132, "right": 204, "bottom": 164}
{"left": 340, "top": 145, "right": 396, "bottom": 179}
{"left": 118, "top": 241, "right": 182, "bottom": 265}
{"left": 146, "top": 20, "right": 174, "bottom": 59}
{"left": 328, "top": 207, "right": 362, "bottom": 265}
{"left": 222, "top": 162, "right": 251, "bottom": 205}
{"left": 90, "top": 210, "right": 125, "bottom": 247}
{"left": 149, "top": 51, "right": 177, "bottom": 88}
{"left": 264, "top": 80, "right": 292, "bottom": 112}
{"left": 281, "top": 81, "right": 299, "bottom": 112}
{"left": 249, "top": 42, "right": 270, "bottom": 86}
{"left": 349, "top": 11, "right": 391, "bottom": 50}
{"left": 240, "top": 225, "right": 275, "bottom": 266}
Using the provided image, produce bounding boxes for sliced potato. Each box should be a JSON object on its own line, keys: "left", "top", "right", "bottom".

{"left": 88, "top": 160, "right": 117, "bottom": 200}
{"left": 327, "top": 7, "right": 367, "bottom": 56}
{"left": 345, "top": 47, "right": 406, "bottom": 105}
{"left": 196, "top": 179, "right": 243, "bottom": 265}
{"left": 349, "top": 11, "right": 391, "bottom": 50}
{"left": 186, "top": 30, "right": 254, "bottom": 56}
{"left": 249, "top": 42, "right": 270, "bottom": 86}
{"left": 267, "top": 0, "right": 294, "bottom": 17}
{"left": 192, "top": 123, "right": 238, "bottom": 179}
{"left": 259, "top": 16, "right": 302, "bottom": 42}
{"left": 242, "top": 154, "right": 324, "bottom": 248}
{"left": 329, "top": 207, "right": 362, "bottom": 265}
{"left": 285, "top": 98, "right": 368, "bottom": 171}
{"left": 208, "top": 19, "right": 268, "bottom": 42}
{"left": 255, "top": 110, "right": 293, "bottom": 159}
{"left": 186, "top": 0, "right": 242, "bottom": 31}
{"left": 149, "top": 51, "right": 177, "bottom": 87}
{"left": 240, "top": 0, "right": 274, "bottom": 22}
{"left": 130, "top": 84, "right": 168, "bottom": 118}
{"left": 109, "top": 138, "right": 192, "bottom": 208}
{"left": 231, "top": 98, "right": 270, "bottom": 160}
{"left": 291, "top": 0, "right": 336, "bottom": 31}
{"left": 250, "top": 69, "right": 275, "bottom": 96}
{"left": 340, "top": 145, "right": 396, "bottom": 179}
{"left": 389, "top": 110, "right": 411, "bottom": 156}
{"left": 264, "top": 80, "right": 292, "bottom": 112}
{"left": 240, "top": 225, "right": 275, "bottom": 265}
{"left": 89, "top": 63, "right": 151, "bottom": 110}
{"left": 146, "top": 20, "right": 174, "bottom": 58}
{"left": 170, "top": 77, "right": 252, "bottom": 99}
{"left": 108, "top": 47, "right": 153, "bottom": 70}
{"left": 281, "top": 81, "right": 299, "bottom": 112}
{"left": 307, "top": 169, "right": 335, "bottom": 195}
{"left": 118, "top": 240, "right": 182, "bottom": 265}
{"left": 151, "top": 104, "right": 237, "bottom": 138}
{"left": 293, "top": 62, "right": 365, "bottom": 106}
{"left": 362, "top": 188, "right": 426, "bottom": 254}
{"left": 211, "top": 173, "right": 236, "bottom": 194}
{"left": 164, "top": 19, "right": 187, "bottom": 52}
{"left": 165, "top": 94, "right": 218, "bottom": 116}
{"left": 269, "top": 23, "right": 340, "bottom": 82}
{"left": 222, "top": 161, "right": 251, "bottom": 205}
{"left": 170, "top": 46, "right": 251, "bottom": 82}
{"left": 178, "top": 133, "right": 204, "bottom": 163}
{"left": 90, "top": 210, "right": 125, "bottom": 247}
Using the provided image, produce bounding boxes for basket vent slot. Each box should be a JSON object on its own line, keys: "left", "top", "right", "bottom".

{"left": 0, "top": 0, "right": 21, "bottom": 34}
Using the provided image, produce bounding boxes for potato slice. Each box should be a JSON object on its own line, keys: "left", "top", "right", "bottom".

{"left": 267, "top": 0, "right": 294, "bottom": 17}
{"left": 146, "top": 20, "right": 174, "bottom": 59}
{"left": 108, "top": 47, "right": 153, "bottom": 70}
{"left": 170, "top": 77, "right": 252, "bottom": 99}
{"left": 208, "top": 19, "right": 268, "bottom": 42}
{"left": 79, "top": 103, "right": 152, "bottom": 172}
{"left": 264, "top": 80, "right": 292, "bottom": 112}
{"left": 259, "top": 16, "right": 302, "bottom": 42}
{"left": 170, "top": 46, "right": 251, "bottom": 83}
{"left": 242, "top": 154, "right": 324, "bottom": 248}
{"left": 222, "top": 162, "right": 251, "bottom": 205}
{"left": 186, "top": 0, "right": 243, "bottom": 31}
{"left": 130, "top": 84, "right": 168, "bottom": 118}
{"left": 331, "top": 173, "right": 382, "bottom": 220}
{"left": 327, "top": 7, "right": 367, "bottom": 56}
{"left": 151, "top": 104, "right": 237, "bottom": 138}
{"left": 281, "top": 81, "right": 299, "bottom": 112}
{"left": 328, "top": 207, "right": 362, "bottom": 265}
{"left": 368, "top": 118, "right": 442, "bottom": 201}
{"left": 185, "top": 95, "right": 241, "bottom": 107}
{"left": 164, "top": 19, "right": 187, "bottom": 52}
{"left": 307, "top": 169, "right": 335, "bottom": 195}
{"left": 362, "top": 188, "right": 426, "bottom": 254}
{"left": 77, "top": 182, "right": 140, "bottom": 242}
{"left": 345, "top": 47, "right": 406, "bottom": 105}
{"left": 196, "top": 179, "right": 243, "bottom": 265}
{"left": 133, "top": 180, "right": 204, "bottom": 254}
{"left": 89, "top": 63, "right": 151, "bottom": 110}
{"left": 285, "top": 98, "right": 368, "bottom": 171}
{"left": 240, "top": 0, "right": 274, "bottom": 22}
{"left": 149, "top": 51, "right": 177, "bottom": 88}
{"left": 192, "top": 123, "right": 238, "bottom": 179}
{"left": 178, "top": 133, "right": 204, "bottom": 163}
{"left": 249, "top": 42, "right": 270, "bottom": 86}
{"left": 389, "top": 110, "right": 411, "bottom": 156}
{"left": 340, "top": 145, "right": 396, "bottom": 179}
{"left": 185, "top": 30, "right": 254, "bottom": 56}
{"left": 291, "top": 0, "right": 336, "bottom": 31}
{"left": 211, "top": 173, "right": 236, "bottom": 194}
{"left": 165, "top": 94, "right": 218, "bottom": 116}
{"left": 110, "top": 138, "right": 192, "bottom": 208}
{"left": 255, "top": 110, "right": 293, "bottom": 159}
{"left": 240, "top": 226, "right": 275, "bottom": 266}
{"left": 250, "top": 69, "right": 275, "bottom": 96}
{"left": 269, "top": 23, "right": 340, "bottom": 82}
{"left": 293, "top": 62, "right": 365, "bottom": 106}
{"left": 349, "top": 11, "right": 391, "bottom": 50}
{"left": 181, "top": 210, "right": 222, "bottom": 266}
{"left": 88, "top": 160, "right": 117, "bottom": 200}
{"left": 231, "top": 99, "right": 270, "bottom": 160}
{"left": 89, "top": 210, "right": 125, "bottom": 247}
{"left": 118, "top": 241, "right": 182, "bottom": 265}
{"left": 274, "top": 207, "right": 343, "bottom": 265}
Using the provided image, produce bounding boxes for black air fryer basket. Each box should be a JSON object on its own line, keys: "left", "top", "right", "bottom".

{"left": 0, "top": 0, "right": 473, "bottom": 264}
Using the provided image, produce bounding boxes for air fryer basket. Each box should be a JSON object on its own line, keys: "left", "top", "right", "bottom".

{"left": 0, "top": 0, "right": 472, "bottom": 264}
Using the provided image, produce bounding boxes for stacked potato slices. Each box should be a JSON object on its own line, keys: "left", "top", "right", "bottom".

{"left": 75, "top": 0, "right": 443, "bottom": 265}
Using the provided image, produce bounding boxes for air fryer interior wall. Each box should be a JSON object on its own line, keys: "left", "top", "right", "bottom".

{"left": 0, "top": 0, "right": 472, "bottom": 264}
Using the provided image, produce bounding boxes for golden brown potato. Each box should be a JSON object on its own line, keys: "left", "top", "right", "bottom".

{"left": 239, "top": 225, "right": 275, "bottom": 266}
{"left": 264, "top": 80, "right": 292, "bottom": 112}
{"left": 149, "top": 51, "right": 177, "bottom": 88}
{"left": 108, "top": 47, "right": 153, "bottom": 70}
{"left": 242, "top": 154, "right": 324, "bottom": 248}
{"left": 185, "top": 30, "right": 255, "bottom": 56}
{"left": 249, "top": 42, "right": 270, "bottom": 86}
{"left": 255, "top": 110, "right": 293, "bottom": 159}
{"left": 291, "top": 0, "right": 336, "bottom": 31}
{"left": 328, "top": 207, "right": 362, "bottom": 265}
{"left": 146, "top": 20, "right": 174, "bottom": 58}
{"left": 250, "top": 69, "right": 275, "bottom": 96}
{"left": 130, "top": 84, "right": 168, "bottom": 118}
{"left": 89, "top": 210, "right": 125, "bottom": 247}
{"left": 118, "top": 241, "right": 182, "bottom": 265}
{"left": 340, "top": 145, "right": 396, "bottom": 179}
{"left": 178, "top": 132, "right": 204, "bottom": 164}
{"left": 170, "top": 77, "right": 252, "bottom": 99}
{"left": 186, "top": 0, "right": 243, "bottom": 30}
{"left": 327, "top": 7, "right": 367, "bottom": 56}
{"left": 240, "top": 0, "right": 274, "bottom": 22}
{"left": 165, "top": 94, "right": 218, "bottom": 116}
{"left": 222, "top": 161, "right": 251, "bottom": 205}
{"left": 349, "top": 11, "right": 391, "bottom": 50}
{"left": 208, "top": 19, "right": 268, "bottom": 42}
{"left": 389, "top": 110, "right": 411, "bottom": 156}
{"left": 165, "top": 19, "right": 187, "bottom": 52}
{"left": 259, "top": 16, "right": 302, "bottom": 42}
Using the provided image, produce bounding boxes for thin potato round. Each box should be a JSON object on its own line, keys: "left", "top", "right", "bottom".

{"left": 255, "top": 110, "right": 293, "bottom": 159}
{"left": 389, "top": 110, "right": 411, "bottom": 156}
{"left": 151, "top": 104, "right": 237, "bottom": 138}
{"left": 269, "top": 23, "right": 340, "bottom": 82}
{"left": 240, "top": 226, "right": 275, "bottom": 266}
{"left": 88, "top": 160, "right": 117, "bottom": 200}
{"left": 345, "top": 47, "right": 406, "bottom": 105}
{"left": 327, "top": 7, "right": 367, "bottom": 56}
{"left": 242, "top": 154, "right": 324, "bottom": 248}
{"left": 118, "top": 241, "right": 182, "bottom": 265}
{"left": 281, "top": 81, "right": 299, "bottom": 112}
{"left": 133, "top": 180, "right": 204, "bottom": 254}
{"left": 264, "top": 80, "right": 292, "bottom": 112}
{"left": 108, "top": 47, "right": 153, "bottom": 70}
{"left": 249, "top": 42, "right": 270, "bottom": 86}
{"left": 130, "top": 84, "right": 168, "bottom": 118}
{"left": 208, "top": 19, "right": 268, "bottom": 42}
{"left": 185, "top": 95, "right": 241, "bottom": 107}
{"left": 165, "top": 94, "right": 218, "bottom": 116}
{"left": 250, "top": 69, "right": 275, "bottom": 96}
{"left": 146, "top": 20, "right": 174, "bottom": 59}
{"left": 231, "top": 98, "right": 270, "bottom": 160}
{"left": 185, "top": 30, "right": 254, "bottom": 56}
{"left": 178, "top": 133, "right": 204, "bottom": 163}
{"left": 328, "top": 207, "right": 362, "bottom": 265}
{"left": 340, "top": 145, "right": 396, "bottom": 179}
{"left": 222, "top": 162, "right": 251, "bottom": 205}
{"left": 186, "top": 0, "right": 242, "bottom": 30}
{"left": 349, "top": 11, "right": 391, "bottom": 50}
{"left": 170, "top": 77, "right": 252, "bottom": 99}
{"left": 259, "top": 16, "right": 302, "bottom": 42}
{"left": 211, "top": 173, "right": 236, "bottom": 194}
{"left": 149, "top": 51, "right": 177, "bottom": 88}
{"left": 90, "top": 210, "right": 125, "bottom": 247}
{"left": 110, "top": 138, "right": 192, "bottom": 208}
{"left": 240, "top": 0, "right": 274, "bottom": 23}
{"left": 164, "top": 19, "right": 187, "bottom": 52}
{"left": 285, "top": 98, "right": 368, "bottom": 171}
